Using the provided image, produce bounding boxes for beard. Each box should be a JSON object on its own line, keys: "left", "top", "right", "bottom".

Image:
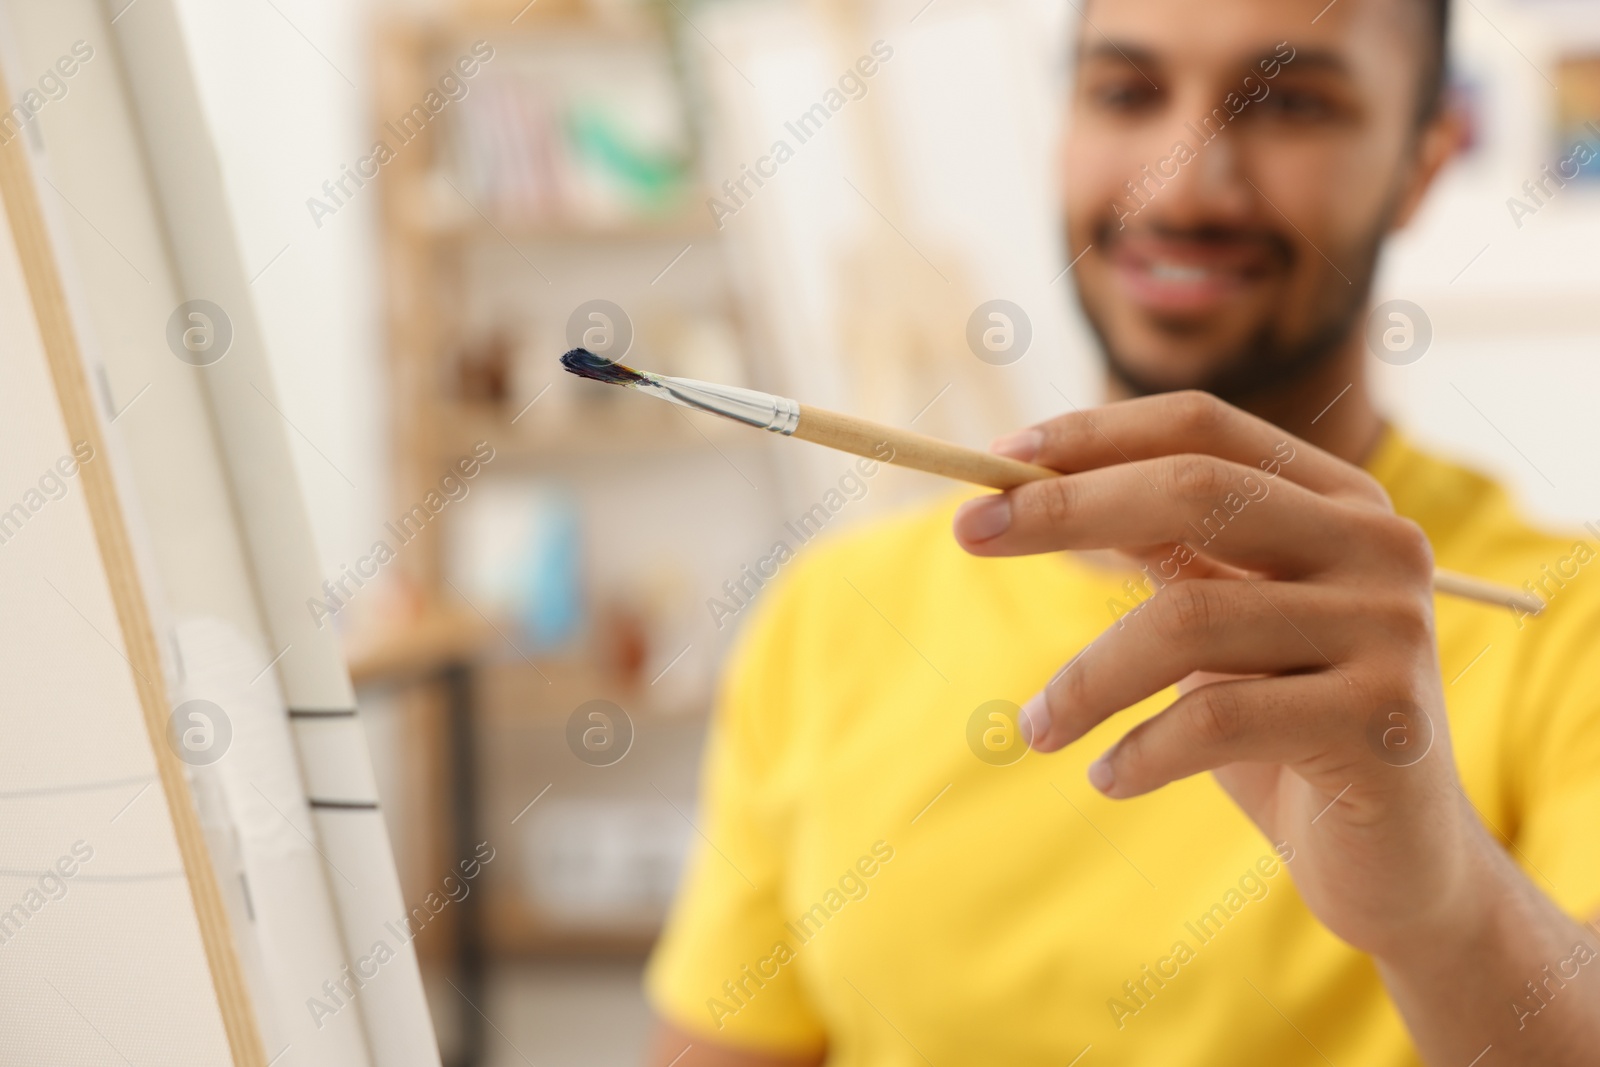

{"left": 1073, "top": 210, "right": 1390, "bottom": 408}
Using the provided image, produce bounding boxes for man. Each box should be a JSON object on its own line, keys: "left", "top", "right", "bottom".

{"left": 645, "top": 0, "right": 1600, "bottom": 1063}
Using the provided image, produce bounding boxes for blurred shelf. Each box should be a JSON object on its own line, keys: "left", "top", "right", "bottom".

{"left": 477, "top": 657, "right": 708, "bottom": 723}
{"left": 438, "top": 398, "right": 758, "bottom": 463}
{"left": 347, "top": 610, "right": 710, "bottom": 718}
{"left": 444, "top": 1, "right": 666, "bottom": 43}
{"left": 394, "top": 174, "right": 712, "bottom": 243}
{"left": 344, "top": 605, "right": 498, "bottom": 687}
{"left": 374, "top": 0, "right": 744, "bottom": 1008}
{"left": 483, "top": 889, "right": 658, "bottom": 959}
{"left": 436, "top": 216, "right": 713, "bottom": 243}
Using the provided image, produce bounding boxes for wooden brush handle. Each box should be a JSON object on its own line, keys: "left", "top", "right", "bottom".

{"left": 794, "top": 404, "right": 1057, "bottom": 490}
{"left": 792, "top": 404, "right": 1542, "bottom": 616}
{"left": 1432, "top": 568, "right": 1543, "bottom": 614}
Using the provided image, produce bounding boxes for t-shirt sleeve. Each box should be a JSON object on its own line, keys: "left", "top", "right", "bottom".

{"left": 1510, "top": 591, "right": 1600, "bottom": 921}
{"left": 645, "top": 572, "right": 828, "bottom": 1055}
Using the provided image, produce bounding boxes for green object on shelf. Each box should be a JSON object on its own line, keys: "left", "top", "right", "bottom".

{"left": 566, "top": 104, "right": 689, "bottom": 212}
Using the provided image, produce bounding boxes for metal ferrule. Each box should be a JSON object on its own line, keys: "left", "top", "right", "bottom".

{"left": 641, "top": 374, "right": 800, "bottom": 435}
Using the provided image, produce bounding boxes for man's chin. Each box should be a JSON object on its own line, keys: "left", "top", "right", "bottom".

{"left": 1088, "top": 298, "right": 1361, "bottom": 406}
{"left": 1101, "top": 331, "right": 1352, "bottom": 407}
{"left": 1086, "top": 302, "right": 1278, "bottom": 399}
{"left": 1102, "top": 348, "right": 1251, "bottom": 400}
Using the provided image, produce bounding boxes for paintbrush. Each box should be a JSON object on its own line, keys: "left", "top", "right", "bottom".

{"left": 559, "top": 348, "right": 1544, "bottom": 616}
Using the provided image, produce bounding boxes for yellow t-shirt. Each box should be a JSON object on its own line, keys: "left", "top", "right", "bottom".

{"left": 647, "top": 430, "right": 1600, "bottom": 1066}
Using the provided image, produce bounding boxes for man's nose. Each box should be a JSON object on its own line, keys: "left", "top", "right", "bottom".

{"left": 1144, "top": 99, "right": 1256, "bottom": 228}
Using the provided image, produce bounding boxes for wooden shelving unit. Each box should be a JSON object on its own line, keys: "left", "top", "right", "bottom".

{"left": 365, "top": 8, "right": 772, "bottom": 1047}
{"left": 436, "top": 395, "right": 748, "bottom": 464}
{"left": 372, "top": 0, "right": 751, "bottom": 579}
{"left": 390, "top": 172, "right": 718, "bottom": 242}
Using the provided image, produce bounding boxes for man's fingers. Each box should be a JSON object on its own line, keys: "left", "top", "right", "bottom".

{"left": 955, "top": 453, "right": 1416, "bottom": 579}
{"left": 1022, "top": 580, "right": 1360, "bottom": 752}
{"left": 1110, "top": 544, "right": 1242, "bottom": 583}
{"left": 1089, "top": 673, "right": 1358, "bottom": 799}
{"left": 994, "top": 390, "right": 1388, "bottom": 508}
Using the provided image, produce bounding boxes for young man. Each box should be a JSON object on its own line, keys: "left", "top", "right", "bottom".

{"left": 646, "top": 0, "right": 1600, "bottom": 1063}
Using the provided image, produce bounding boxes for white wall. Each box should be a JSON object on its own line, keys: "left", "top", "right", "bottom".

{"left": 1376, "top": 0, "right": 1600, "bottom": 528}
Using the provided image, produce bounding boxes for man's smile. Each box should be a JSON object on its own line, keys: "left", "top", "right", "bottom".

{"left": 1104, "top": 228, "right": 1288, "bottom": 318}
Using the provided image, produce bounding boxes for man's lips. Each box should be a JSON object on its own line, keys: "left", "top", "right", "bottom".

{"left": 1104, "top": 233, "right": 1284, "bottom": 316}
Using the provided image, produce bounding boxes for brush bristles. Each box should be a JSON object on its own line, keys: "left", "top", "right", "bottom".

{"left": 560, "top": 348, "right": 649, "bottom": 387}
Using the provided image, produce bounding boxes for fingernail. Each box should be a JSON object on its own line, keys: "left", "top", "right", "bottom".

{"left": 1019, "top": 691, "right": 1051, "bottom": 747}
{"left": 953, "top": 495, "right": 1012, "bottom": 543}
{"left": 1087, "top": 753, "right": 1115, "bottom": 795}
{"left": 990, "top": 428, "right": 1042, "bottom": 463}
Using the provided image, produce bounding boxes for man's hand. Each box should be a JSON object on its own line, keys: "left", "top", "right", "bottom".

{"left": 953, "top": 391, "right": 1486, "bottom": 959}
{"left": 951, "top": 391, "right": 1600, "bottom": 1065}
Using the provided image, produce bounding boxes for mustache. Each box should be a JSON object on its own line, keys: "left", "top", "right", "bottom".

{"left": 1092, "top": 219, "right": 1296, "bottom": 266}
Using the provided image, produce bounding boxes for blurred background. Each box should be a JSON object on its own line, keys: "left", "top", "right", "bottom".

{"left": 171, "top": 0, "right": 1600, "bottom": 1062}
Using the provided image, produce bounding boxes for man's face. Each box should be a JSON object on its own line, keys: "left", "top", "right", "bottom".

{"left": 1062, "top": 0, "right": 1437, "bottom": 401}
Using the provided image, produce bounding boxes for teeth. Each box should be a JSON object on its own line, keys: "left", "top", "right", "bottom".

{"left": 1150, "top": 263, "right": 1211, "bottom": 282}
